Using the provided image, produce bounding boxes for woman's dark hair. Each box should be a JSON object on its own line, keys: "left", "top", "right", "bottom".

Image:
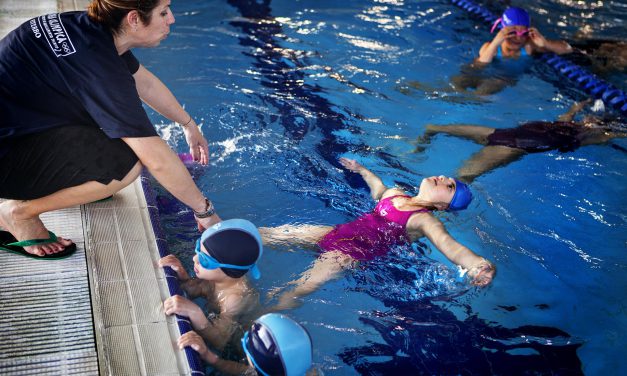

{"left": 87, "top": 0, "right": 160, "bottom": 35}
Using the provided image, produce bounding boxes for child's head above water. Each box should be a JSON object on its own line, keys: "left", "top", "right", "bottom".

{"left": 418, "top": 176, "right": 473, "bottom": 211}
{"left": 196, "top": 219, "right": 263, "bottom": 279}
{"left": 242, "top": 313, "right": 313, "bottom": 376}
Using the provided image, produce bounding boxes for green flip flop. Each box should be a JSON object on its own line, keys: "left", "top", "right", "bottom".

{"left": 0, "top": 230, "right": 77, "bottom": 259}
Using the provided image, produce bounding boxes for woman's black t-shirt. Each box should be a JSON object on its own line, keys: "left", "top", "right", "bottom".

{"left": 0, "top": 11, "right": 157, "bottom": 158}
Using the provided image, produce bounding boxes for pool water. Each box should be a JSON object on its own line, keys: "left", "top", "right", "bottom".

{"left": 138, "top": 0, "right": 627, "bottom": 374}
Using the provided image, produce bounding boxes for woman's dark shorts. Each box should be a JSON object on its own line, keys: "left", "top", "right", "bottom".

{"left": 0, "top": 125, "right": 139, "bottom": 200}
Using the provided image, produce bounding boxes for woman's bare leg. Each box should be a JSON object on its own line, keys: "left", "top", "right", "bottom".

{"left": 457, "top": 145, "right": 526, "bottom": 183}
{"left": 0, "top": 161, "right": 142, "bottom": 256}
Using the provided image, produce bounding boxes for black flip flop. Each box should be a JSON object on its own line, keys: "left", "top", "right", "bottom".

{"left": 0, "top": 230, "right": 77, "bottom": 259}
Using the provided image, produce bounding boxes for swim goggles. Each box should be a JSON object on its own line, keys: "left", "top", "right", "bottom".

{"left": 508, "top": 29, "right": 529, "bottom": 37}
{"left": 194, "top": 239, "right": 261, "bottom": 279}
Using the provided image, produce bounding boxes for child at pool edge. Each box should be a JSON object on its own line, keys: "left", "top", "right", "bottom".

{"left": 159, "top": 219, "right": 263, "bottom": 350}
{"left": 178, "top": 313, "right": 314, "bottom": 376}
{"left": 477, "top": 6, "right": 572, "bottom": 63}
{"left": 259, "top": 158, "right": 495, "bottom": 310}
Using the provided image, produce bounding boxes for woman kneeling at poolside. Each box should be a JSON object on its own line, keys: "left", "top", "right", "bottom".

{"left": 260, "top": 158, "right": 495, "bottom": 310}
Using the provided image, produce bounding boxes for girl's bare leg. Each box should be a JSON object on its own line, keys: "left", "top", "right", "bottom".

{"left": 458, "top": 145, "right": 526, "bottom": 183}
{"left": 259, "top": 224, "right": 334, "bottom": 250}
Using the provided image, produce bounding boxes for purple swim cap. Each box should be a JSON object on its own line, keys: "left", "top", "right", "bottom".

{"left": 448, "top": 179, "right": 473, "bottom": 211}
{"left": 491, "top": 7, "right": 530, "bottom": 33}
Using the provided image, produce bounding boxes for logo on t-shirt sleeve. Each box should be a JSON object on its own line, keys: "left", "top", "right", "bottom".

{"left": 36, "top": 13, "right": 76, "bottom": 57}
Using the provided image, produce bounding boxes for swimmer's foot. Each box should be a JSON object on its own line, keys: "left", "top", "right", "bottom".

{"left": 0, "top": 200, "right": 74, "bottom": 257}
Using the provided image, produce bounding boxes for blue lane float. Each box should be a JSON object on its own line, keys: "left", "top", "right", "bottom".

{"left": 141, "top": 172, "right": 205, "bottom": 376}
{"left": 450, "top": 0, "right": 627, "bottom": 116}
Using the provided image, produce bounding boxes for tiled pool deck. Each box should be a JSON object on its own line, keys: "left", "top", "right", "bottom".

{"left": 0, "top": 1, "right": 191, "bottom": 375}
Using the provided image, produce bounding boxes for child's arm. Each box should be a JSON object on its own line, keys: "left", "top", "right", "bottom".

{"left": 528, "top": 28, "right": 572, "bottom": 55}
{"left": 557, "top": 99, "right": 592, "bottom": 122}
{"left": 408, "top": 215, "right": 495, "bottom": 286}
{"left": 178, "top": 331, "right": 252, "bottom": 376}
{"left": 163, "top": 295, "right": 211, "bottom": 330}
{"left": 194, "top": 295, "right": 246, "bottom": 350}
{"left": 339, "top": 158, "right": 388, "bottom": 200}
{"left": 476, "top": 27, "right": 511, "bottom": 63}
{"left": 159, "top": 254, "right": 214, "bottom": 298}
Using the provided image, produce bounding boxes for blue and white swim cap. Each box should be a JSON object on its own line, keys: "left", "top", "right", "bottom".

{"left": 491, "top": 7, "right": 530, "bottom": 33}
{"left": 242, "top": 313, "right": 313, "bottom": 376}
{"left": 200, "top": 219, "right": 263, "bottom": 279}
{"left": 448, "top": 179, "right": 473, "bottom": 211}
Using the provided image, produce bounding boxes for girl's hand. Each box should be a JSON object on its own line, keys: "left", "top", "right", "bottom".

{"left": 467, "top": 258, "right": 495, "bottom": 287}
{"left": 528, "top": 27, "right": 547, "bottom": 49}
{"left": 158, "top": 255, "right": 190, "bottom": 281}
{"left": 163, "top": 295, "right": 203, "bottom": 318}
{"left": 494, "top": 26, "right": 513, "bottom": 44}
{"left": 339, "top": 158, "right": 364, "bottom": 173}
{"left": 183, "top": 121, "right": 210, "bottom": 166}
{"left": 178, "top": 331, "right": 219, "bottom": 365}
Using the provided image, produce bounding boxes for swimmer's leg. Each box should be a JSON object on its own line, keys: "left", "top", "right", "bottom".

{"left": 419, "top": 124, "right": 495, "bottom": 146}
{"left": 0, "top": 162, "right": 142, "bottom": 257}
{"left": 475, "top": 77, "right": 511, "bottom": 96}
{"left": 259, "top": 224, "right": 334, "bottom": 250}
{"left": 270, "top": 251, "right": 354, "bottom": 311}
{"left": 457, "top": 145, "right": 526, "bottom": 183}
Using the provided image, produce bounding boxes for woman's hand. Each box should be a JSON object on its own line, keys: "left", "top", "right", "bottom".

{"left": 195, "top": 213, "right": 222, "bottom": 232}
{"left": 183, "top": 121, "right": 209, "bottom": 166}
{"left": 528, "top": 27, "right": 547, "bottom": 49}
{"left": 339, "top": 158, "right": 364, "bottom": 173}
{"left": 178, "top": 331, "right": 219, "bottom": 365}
{"left": 158, "top": 255, "right": 191, "bottom": 282}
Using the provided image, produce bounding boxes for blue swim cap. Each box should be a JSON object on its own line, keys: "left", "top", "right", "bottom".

{"left": 242, "top": 313, "right": 313, "bottom": 376}
{"left": 448, "top": 179, "right": 473, "bottom": 211}
{"left": 502, "top": 7, "right": 530, "bottom": 28}
{"left": 200, "top": 219, "right": 263, "bottom": 279}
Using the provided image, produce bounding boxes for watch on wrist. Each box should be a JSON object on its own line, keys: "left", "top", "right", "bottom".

{"left": 193, "top": 198, "right": 215, "bottom": 218}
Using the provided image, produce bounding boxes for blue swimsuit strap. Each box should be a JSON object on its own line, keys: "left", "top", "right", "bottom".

{"left": 497, "top": 45, "right": 528, "bottom": 58}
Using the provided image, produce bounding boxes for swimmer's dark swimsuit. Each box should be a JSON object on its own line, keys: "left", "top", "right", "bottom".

{"left": 486, "top": 121, "right": 584, "bottom": 153}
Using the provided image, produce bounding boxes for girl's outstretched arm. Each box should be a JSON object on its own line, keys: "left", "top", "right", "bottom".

{"left": 409, "top": 215, "right": 495, "bottom": 286}
{"left": 339, "top": 158, "right": 388, "bottom": 200}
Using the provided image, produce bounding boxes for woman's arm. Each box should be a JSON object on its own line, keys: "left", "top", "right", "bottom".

{"left": 339, "top": 158, "right": 388, "bottom": 200}
{"left": 133, "top": 65, "right": 209, "bottom": 165}
{"left": 122, "top": 136, "right": 221, "bottom": 229}
{"left": 409, "top": 215, "right": 494, "bottom": 286}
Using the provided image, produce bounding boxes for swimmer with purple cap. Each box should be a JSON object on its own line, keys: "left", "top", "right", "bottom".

{"left": 477, "top": 7, "right": 572, "bottom": 63}
{"left": 159, "top": 219, "right": 264, "bottom": 350}
{"left": 260, "top": 158, "right": 495, "bottom": 311}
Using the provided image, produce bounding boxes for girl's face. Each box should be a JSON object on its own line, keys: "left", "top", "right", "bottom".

{"left": 136, "top": 0, "right": 175, "bottom": 47}
{"left": 419, "top": 176, "right": 456, "bottom": 208}
{"left": 503, "top": 25, "right": 529, "bottom": 48}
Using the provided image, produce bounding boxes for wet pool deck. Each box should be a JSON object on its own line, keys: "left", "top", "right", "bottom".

{"left": 0, "top": 1, "right": 191, "bottom": 375}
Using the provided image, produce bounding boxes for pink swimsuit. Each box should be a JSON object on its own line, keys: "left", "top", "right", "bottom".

{"left": 318, "top": 195, "right": 430, "bottom": 261}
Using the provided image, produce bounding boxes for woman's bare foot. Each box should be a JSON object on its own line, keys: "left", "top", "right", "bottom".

{"left": 0, "top": 200, "right": 73, "bottom": 257}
